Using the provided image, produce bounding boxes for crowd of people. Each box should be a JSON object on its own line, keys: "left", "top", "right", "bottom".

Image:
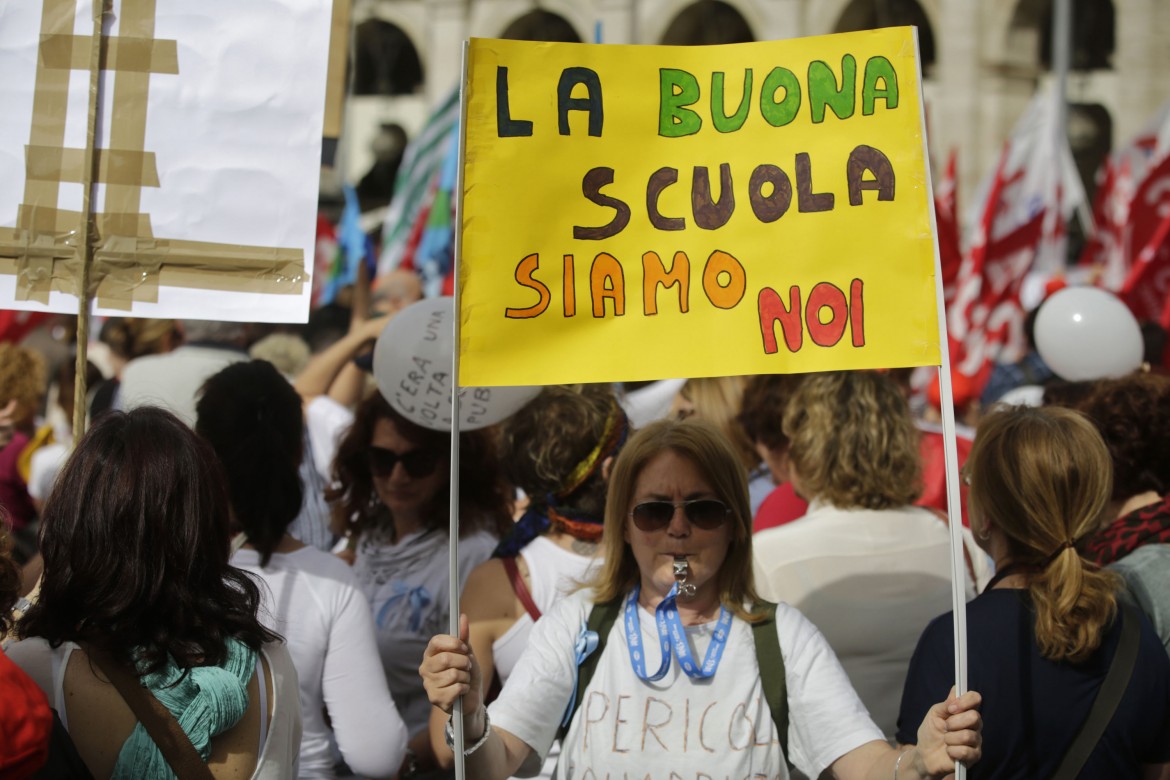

{"left": 0, "top": 286, "right": 1169, "bottom": 779}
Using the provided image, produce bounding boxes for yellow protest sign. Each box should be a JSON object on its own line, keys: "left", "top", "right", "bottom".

{"left": 459, "top": 28, "right": 939, "bottom": 386}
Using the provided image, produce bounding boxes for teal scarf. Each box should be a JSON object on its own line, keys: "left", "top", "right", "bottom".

{"left": 111, "top": 638, "right": 257, "bottom": 779}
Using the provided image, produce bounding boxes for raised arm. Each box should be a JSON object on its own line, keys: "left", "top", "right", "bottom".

{"left": 420, "top": 614, "right": 535, "bottom": 780}
{"left": 293, "top": 314, "right": 388, "bottom": 403}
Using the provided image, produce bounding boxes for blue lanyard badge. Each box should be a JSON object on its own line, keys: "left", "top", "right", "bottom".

{"left": 624, "top": 583, "right": 732, "bottom": 681}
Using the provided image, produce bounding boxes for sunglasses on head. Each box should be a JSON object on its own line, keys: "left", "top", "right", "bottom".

{"left": 367, "top": 446, "right": 441, "bottom": 478}
{"left": 629, "top": 499, "right": 731, "bottom": 531}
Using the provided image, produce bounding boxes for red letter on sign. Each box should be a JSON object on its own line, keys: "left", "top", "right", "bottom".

{"left": 757, "top": 286, "right": 802, "bottom": 354}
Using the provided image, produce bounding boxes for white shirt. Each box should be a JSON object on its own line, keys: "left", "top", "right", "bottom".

{"left": 752, "top": 500, "right": 975, "bottom": 737}
{"left": 232, "top": 546, "right": 408, "bottom": 779}
{"left": 118, "top": 345, "right": 247, "bottom": 427}
{"left": 489, "top": 589, "right": 882, "bottom": 780}
{"left": 493, "top": 536, "right": 600, "bottom": 683}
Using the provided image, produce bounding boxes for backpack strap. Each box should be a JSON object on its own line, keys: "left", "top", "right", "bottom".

{"left": 556, "top": 597, "right": 622, "bottom": 743}
{"left": 501, "top": 556, "right": 542, "bottom": 622}
{"left": 750, "top": 601, "right": 792, "bottom": 771}
{"left": 81, "top": 645, "right": 215, "bottom": 780}
{"left": 1049, "top": 598, "right": 1142, "bottom": 780}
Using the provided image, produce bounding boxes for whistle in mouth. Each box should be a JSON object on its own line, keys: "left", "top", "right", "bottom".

{"left": 672, "top": 555, "right": 697, "bottom": 598}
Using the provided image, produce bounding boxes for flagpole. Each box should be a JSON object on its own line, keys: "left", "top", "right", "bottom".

{"left": 1051, "top": 0, "right": 1084, "bottom": 252}
{"left": 913, "top": 27, "right": 969, "bottom": 780}
{"left": 448, "top": 40, "right": 471, "bottom": 780}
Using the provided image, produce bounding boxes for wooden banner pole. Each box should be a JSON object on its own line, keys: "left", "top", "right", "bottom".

{"left": 73, "top": 0, "right": 110, "bottom": 446}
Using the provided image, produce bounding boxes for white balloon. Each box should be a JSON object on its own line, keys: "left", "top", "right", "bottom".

{"left": 372, "top": 297, "right": 541, "bottom": 431}
{"left": 1034, "top": 287, "right": 1143, "bottom": 382}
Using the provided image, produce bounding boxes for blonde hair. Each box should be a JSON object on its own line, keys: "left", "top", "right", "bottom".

{"left": 0, "top": 343, "right": 46, "bottom": 428}
{"left": 783, "top": 371, "right": 921, "bottom": 509}
{"left": 590, "top": 418, "right": 764, "bottom": 622}
{"left": 677, "top": 376, "right": 759, "bottom": 472}
{"left": 968, "top": 406, "right": 1120, "bottom": 663}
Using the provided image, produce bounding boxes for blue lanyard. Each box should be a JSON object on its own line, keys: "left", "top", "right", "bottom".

{"left": 624, "top": 583, "right": 733, "bottom": 681}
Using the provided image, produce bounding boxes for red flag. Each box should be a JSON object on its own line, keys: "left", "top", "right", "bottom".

{"left": 0, "top": 310, "right": 51, "bottom": 344}
{"left": 1121, "top": 186, "right": 1170, "bottom": 323}
{"left": 935, "top": 148, "right": 962, "bottom": 303}
{"left": 948, "top": 88, "right": 1083, "bottom": 390}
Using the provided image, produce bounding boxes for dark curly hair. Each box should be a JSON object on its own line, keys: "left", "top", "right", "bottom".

{"left": 1074, "top": 373, "right": 1170, "bottom": 501}
{"left": 18, "top": 407, "right": 278, "bottom": 674}
{"left": 328, "top": 393, "right": 512, "bottom": 540}
{"left": 196, "top": 360, "right": 305, "bottom": 567}
{"left": 737, "top": 374, "right": 807, "bottom": 452}
{"left": 498, "top": 384, "right": 618, "bottom": 520}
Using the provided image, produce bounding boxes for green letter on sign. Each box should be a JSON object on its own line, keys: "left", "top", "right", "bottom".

{"left": 808, "top": 55, "right": 856, "bottom": 123}
{"left": 659, "top": 68, "right": 702, "bottom": 137}
{"left": 760, "top": 67, "right": 801, "bottom": 128}
{"left": 862, "top": 56, "right": 898, "bottom": 115}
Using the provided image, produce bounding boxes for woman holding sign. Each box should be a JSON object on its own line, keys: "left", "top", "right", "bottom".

{"left": 421, "top": 418, "right": 982, "bottom": 779}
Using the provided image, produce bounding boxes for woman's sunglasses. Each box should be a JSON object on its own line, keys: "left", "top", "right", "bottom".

{"left": 629, "top": 499, "right": 731, "bottom": 531}
{"left": 368, "top": 446, "right": 441, "bottom": 478}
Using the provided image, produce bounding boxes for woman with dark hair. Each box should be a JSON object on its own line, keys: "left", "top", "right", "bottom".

{"left": 197, "top": 361, "right": 408, "bottom": 779}
{"left": 426, "top": 384, "right": 626, "bottom": 778}
{"left": 6, "top": 406, "right": 301, "bottom": 778}
{"left": 330, "top": 392, "right": 511, "bottom": 775}
{"left": 421, "top": 418, "right": 982, "bottom": 779}
{"left": 1075, "top": 373, "right": 1170, "bottom": 654}
{"left": 898, "top": 406, "right": 1170, "bottom": 777}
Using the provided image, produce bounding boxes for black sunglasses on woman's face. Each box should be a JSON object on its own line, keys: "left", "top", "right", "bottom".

{"left": 628, "top": 499, "right": 731, "bottom": 531}
{"left": 367, "top": 446, "right": 441, "bottom": 478}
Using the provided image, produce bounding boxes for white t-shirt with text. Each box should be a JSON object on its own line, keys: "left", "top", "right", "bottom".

{"left": 489, "top": 590, "right": 882, "bottom": 780}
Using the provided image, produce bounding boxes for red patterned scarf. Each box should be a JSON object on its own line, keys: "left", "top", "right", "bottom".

{"left": 1083, "top": 493, "right": 1170, "bottom": 566}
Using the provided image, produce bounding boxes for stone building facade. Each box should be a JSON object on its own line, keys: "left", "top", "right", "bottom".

{"left": 342, "top": 0, "right": 1170, "bottom": 216}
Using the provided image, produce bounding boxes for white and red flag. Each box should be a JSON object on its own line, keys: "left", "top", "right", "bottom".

{"left": 948, "top": 86, "right": 1086, "bottom": 389}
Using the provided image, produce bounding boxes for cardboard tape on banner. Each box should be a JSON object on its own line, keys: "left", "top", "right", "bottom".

{"left": 39, "top": 34, "right": 178, "bottom": 74}
{"left": 26, "top": 146, "right": 161, "bottom": 188}
{"left": 323, "top": 0, "right": 351, "bottom": 139}
{"left": 1, "top": 0, "right": 310, "bottom": 310}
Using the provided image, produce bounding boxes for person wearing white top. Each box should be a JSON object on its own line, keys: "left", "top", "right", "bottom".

{"left": 197, "top": 360, "right": 408, "bottom": 778}
{"left": 421, "top": 418, "right": 983, "bottom": 779}
{"left": 753, "top": 371, "right": 982, "bottom": 739}
{"left": 427, "top": 386, "right": 622, "bottom": 779}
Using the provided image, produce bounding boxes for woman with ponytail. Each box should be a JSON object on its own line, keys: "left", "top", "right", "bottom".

{"left": 897, "top": 405, "right": 1170, "bottom": 778}
{"left": 198, "top": 361, "right": 408, "bottom": 779}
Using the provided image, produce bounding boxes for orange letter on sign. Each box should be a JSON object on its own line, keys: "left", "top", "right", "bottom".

{"left": 757, "top": 286, "right": 803, "bottom": 354}
{"left": 642, "top": 251, "right": 690, "bottom": 316}
{"left": 505, "top": 253, "right": 550, "bottom": 319}
{"left": 590, "top": 252, "right": 626, "bottom": 317}
{"left": 701, "top": 250, "right": 746, "bottom": 310}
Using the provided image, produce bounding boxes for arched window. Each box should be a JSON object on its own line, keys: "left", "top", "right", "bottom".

{"left": 660, "top": 0, "right": 754, "bottom": 46}
{"left": 1008, "top": 0, "right": 1114, "bottom": 71}
{"left": 353, "top": 20, "right": 423, "bottom": 96}
{"left": 833, "top": 0, "right": 936, "bottom": 69}
{"left": 502, "top": 10, "right": 582, "bottom": 43}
